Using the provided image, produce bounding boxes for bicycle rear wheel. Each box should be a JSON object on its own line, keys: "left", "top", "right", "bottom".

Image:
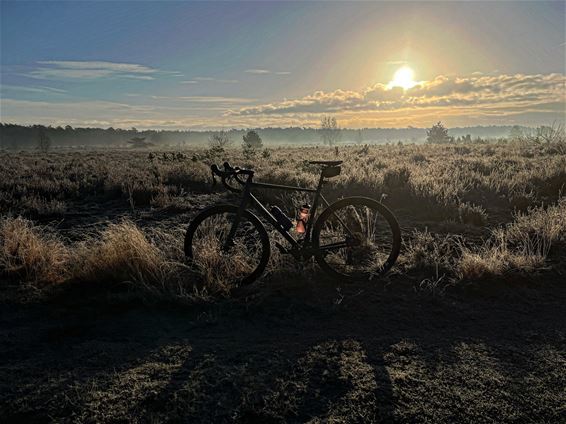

{"left": 184, "top": 205, "right": 270, "bottom": 287}
{"left": 313, "top": 197, "right": 401, "bottom": 281}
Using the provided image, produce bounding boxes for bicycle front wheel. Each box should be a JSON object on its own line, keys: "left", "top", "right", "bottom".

{"left": 313, "top": 197, "right": 401, "bottom": 281}
{"left": 184, "top": 205, "right": 270, "bottom": 287}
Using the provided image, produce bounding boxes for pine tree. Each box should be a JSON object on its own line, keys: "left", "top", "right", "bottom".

{"left": 426, "top": 122, "right": 452, "bottom": 144}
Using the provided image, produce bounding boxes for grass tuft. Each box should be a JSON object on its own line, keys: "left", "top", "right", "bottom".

{"left": 458, "top": 199, "right": 566, "bottom": 279}
{"left": 0, "top": 216, "right": 69, "bottom": 284}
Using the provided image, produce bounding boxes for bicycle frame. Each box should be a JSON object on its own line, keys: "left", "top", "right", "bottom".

{"left": 225, "top": 172, "right": 330, "bottom": 251}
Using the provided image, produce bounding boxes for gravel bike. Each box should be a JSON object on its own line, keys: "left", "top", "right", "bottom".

{"left": 184, "top": 161, "right": 401, "bottom": 286}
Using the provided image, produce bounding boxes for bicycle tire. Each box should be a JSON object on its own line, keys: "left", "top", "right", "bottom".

{"left": 312, "top": 197, "right": 401, "bottom": 281}
{"left": 184, "top": 205, "right": 271, "bottom": 286}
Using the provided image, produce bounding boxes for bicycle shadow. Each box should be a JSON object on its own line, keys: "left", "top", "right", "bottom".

{"left": 3, "top": 271, "right": 565, "bottom": 422}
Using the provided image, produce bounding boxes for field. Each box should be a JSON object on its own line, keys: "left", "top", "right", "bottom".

{"left": 1, "top": 142, "right": 565, "bottom": 422}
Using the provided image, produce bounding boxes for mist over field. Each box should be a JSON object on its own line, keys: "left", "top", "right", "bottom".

{"left": 0, "top": 123, "right": 529, "bottom": 149}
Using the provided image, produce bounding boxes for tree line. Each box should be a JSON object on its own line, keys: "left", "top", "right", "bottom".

{"left": 0, "top": 121, "right": 542, "bottom": 150}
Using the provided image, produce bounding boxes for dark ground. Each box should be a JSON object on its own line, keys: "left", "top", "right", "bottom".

{"left": 1, "top": 195, "right": 565, "bottom": 423}
{"left": 1, "top": 272, "right": 565, "bottom": 423}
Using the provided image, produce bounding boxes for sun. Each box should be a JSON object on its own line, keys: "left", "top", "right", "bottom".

{"left": 389, "top": 66, "right": 416, "bottom": 89}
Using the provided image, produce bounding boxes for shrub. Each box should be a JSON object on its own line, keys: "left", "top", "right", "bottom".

{"left": 410, "top": 153, "right": 428, "bottom": 164}
{"left": 426, "top": 122, "right": 452, "bottom": 144}
{"left": 403, "top": 230, "right": 461, "bottom": 276}
{"left": 383, "top": 167, "right": 411, "bottom": 189}
{"left": 454, "top": 146, "right": 471, "bottom": 155}
{"left": 458, "top": 203, "right": 488, "bottom": 226}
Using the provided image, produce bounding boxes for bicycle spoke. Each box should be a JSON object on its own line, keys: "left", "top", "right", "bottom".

{"left": 315, "top": 200, "right": 398, "bottom": 280}
{"left": 188, "top": 210, "right": 268, "bottom": 286}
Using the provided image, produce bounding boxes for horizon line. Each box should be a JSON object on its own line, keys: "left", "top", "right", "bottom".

{"left": 1, "top": 121, "right": 558, "bottom": 132}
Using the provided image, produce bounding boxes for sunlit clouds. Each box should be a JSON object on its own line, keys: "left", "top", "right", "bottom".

{"left": 3, "top": 71, "right": 564, "bottom": 129}
{"left": 227, "top": 73, "right": 565, "bottom": 125}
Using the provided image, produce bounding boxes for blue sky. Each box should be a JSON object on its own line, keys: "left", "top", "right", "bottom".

{"left": 1, "top": 1, "right": 564, "bottom": 129}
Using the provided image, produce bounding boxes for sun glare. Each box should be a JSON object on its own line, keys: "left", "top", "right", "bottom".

{"left": 390, "top": 66, "right": 416, "bottom": 89}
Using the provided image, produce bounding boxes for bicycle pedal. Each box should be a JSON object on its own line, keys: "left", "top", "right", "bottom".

{"left": 275, "top": 242, "right": 289, "bottom": 254}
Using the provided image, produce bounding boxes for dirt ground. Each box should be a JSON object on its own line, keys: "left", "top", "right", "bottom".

{"left": 1, "top": 269, "right": 565, "bottom": 423}
{"left": 1, "top": 192, "right": 565, "bottom": 423}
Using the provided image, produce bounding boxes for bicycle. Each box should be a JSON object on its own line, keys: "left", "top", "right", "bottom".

{"left": 184, "top": 161, "right": 401, "bottom": 286}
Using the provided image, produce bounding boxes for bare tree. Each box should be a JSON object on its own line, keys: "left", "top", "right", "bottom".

{"left": 37, "top": 128, "right": 51, "bottom": 153}
{"left": 320, "top": 116, "right": 341, "bottom": 146}
{"left": 208, "top": 131, "right": 233, "bottom": 149}
{"left": 355, "top": 129, "right": 364, "bottom": 145}
{"left": 534, "top": 122, "right": 565, "bottom": 144}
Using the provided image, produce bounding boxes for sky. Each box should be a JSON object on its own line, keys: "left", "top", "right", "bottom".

{"left": 1, "top": 1, "right": 565, "bottom": 129}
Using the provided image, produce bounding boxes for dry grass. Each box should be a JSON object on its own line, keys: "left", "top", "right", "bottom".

{"left": 0, "top": 216, "right": 69, "bottom": 284}
{"left": 72, "top": 221, "right": 193, "bottom": 296}
{"left": 0, "top": 217, "right": 204, "bottom": 299}
{"left": 459, "top": 198, "right": 566, "bottom": 279}
{"left": 1, "top": 143, "right": 564, "bottom": 221}
{"left": 1, "top": 142, "right": 565, "bottom": 294}
{"left": 459, "top": 238, "right": 546, "bottom": 280}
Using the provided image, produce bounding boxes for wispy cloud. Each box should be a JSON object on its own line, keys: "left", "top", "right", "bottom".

{"left": 150, "top": 95, "right": 254, "bottom": 104}
{"left": 245, "top": 69, "right": 271, "bottom": 74}
{"left": 25, "top": 60, "right": 160, "bottom": 80}
{"left": 0, "top": 98, "right": 262, "bottom": 129}
{"left": 0, "top": 84, "right": 67, "bottom": 95}
{"left": 245, "top": 69, "right": 290, "bottom": 75}
{"left": 188, "top": 77, "right": 239, "bottom": 84}
{"left": 37, "top": 61, "right": 155, "bottom": 73}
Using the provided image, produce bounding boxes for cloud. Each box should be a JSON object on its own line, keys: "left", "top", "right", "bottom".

{"left": 245, "top": 69, "right": 290, "bottom": 75}
{"left": 229, "top": 73, "right": 566, "bottom": 116}
{"left": 37, "top": 61, "right": 155, "bottom": 73}
{"left": 0, "top": 84, "right": 67, "bottom": 94}
{"left": 245, "top": 69, "right": 271, "bottom": 74}
{"left": 149, "top": 95, "right": 255, "bottom": 104}
{"left": 26, "top": 60, "right": 161, "bottom": 80}
{"left": 3, "top": 72, "right": 563, "bottom": 130}
{"left": 189, "top": 77, "right": 239, "bottom": 84}
{"left": 0, "top": 97, "right": 263, "bottom": 129}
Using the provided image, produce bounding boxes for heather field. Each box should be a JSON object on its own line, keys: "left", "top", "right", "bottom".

{"left": 1, "top": 142, "right": 565, "bottom": 422}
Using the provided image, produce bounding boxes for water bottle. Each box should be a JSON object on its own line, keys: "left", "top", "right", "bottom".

{"left": 271, "top": 206, "right": 293, "bottom": 231}
{"left": 296, "top": 204, "right": 311, "bottom": 234}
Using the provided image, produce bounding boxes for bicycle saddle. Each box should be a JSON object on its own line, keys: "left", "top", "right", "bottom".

{"left": 308, "top": 160, "right": 343, "bottom": 166}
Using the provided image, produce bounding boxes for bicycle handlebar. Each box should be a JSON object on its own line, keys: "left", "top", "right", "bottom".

{"left": 211, "top": 162, "right": 253, "bottom": 193}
